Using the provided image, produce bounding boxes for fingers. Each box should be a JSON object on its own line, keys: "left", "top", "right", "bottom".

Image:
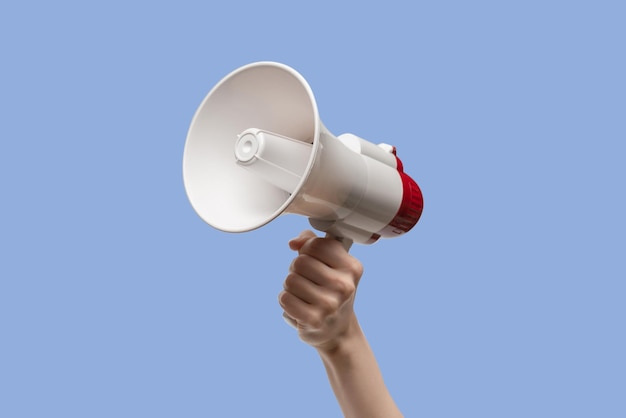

{"left": 280, "top": 230, "right": 363, "bottom": 335}
{"left": 279, "top": 289, "right": 322, "bottom": 328}
{"left": 287, "top": 230, "right": 363, "bottom": 291}
{"left": 299, "top": 238, "right": 353, "bottom": 272}
{"left": 288, "top": 230, "right": 317, "bottom": 251}
{"left": 279, "top": 261, "right": 358, "bottom": 329}
{"left": 284, "top": 267, "right": 353, "bottom": 308}
{"left": 278, "top": 285, "right": 344, "bottom": 330}
{"left": 289, "top": 230, "right": 362, "bottom": 277}
{"left": 289, "top": 253, "right": 335, "bottom": 287}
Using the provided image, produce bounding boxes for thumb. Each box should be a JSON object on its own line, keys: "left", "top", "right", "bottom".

{"left": 288, "top": 230, "right": 317, "bottom": 251}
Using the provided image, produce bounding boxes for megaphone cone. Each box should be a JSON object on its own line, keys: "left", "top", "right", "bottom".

{"left": 183, "top": 62, "right": 423, "bottom": 245}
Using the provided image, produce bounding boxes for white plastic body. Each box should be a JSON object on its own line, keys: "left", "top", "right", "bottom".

{"left": 183, "top": 62, "right": 406, "bottom": 245}
{"left": 294, "top": 129, "right": 403, "bottom": 244}
{"left": 234, "top": 128, "right": 312, "bottom": 193}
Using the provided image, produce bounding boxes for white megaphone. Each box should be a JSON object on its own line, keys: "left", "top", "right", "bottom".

{"left": 183, "top": 62, "right": 423, "bottom": 248}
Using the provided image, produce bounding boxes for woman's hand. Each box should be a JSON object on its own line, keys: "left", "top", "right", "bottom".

{"left": 278, "top": 230, "right": 364, "bottom": 351}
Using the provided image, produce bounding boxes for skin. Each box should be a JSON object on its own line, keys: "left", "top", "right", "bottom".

{"left": 278, "top": 230, "right": 404, "bottom": 418}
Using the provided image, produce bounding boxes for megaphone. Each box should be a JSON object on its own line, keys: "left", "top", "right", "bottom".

{"left": 183, "top": 62, "right": 423, "bottom": 248}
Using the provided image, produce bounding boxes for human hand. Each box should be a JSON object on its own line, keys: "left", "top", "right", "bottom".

{"left": 279, "top": 230, "right": 364, "bottom": 352}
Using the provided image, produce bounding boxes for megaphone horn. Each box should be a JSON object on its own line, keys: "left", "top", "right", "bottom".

{"left": 183, "top": 61, "right": 423, "bottom": 247}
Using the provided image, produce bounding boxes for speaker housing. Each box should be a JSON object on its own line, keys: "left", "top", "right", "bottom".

{"left": 183, "top": 62, "right": 422, "bottom": 245}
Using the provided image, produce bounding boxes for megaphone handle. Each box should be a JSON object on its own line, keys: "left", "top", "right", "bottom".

{"left": 325, "top": 233, "right": 353, "bottom": 252}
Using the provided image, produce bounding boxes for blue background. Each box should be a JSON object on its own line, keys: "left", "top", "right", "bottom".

{"left": 1, "top": 1, "right": 624, "bottom": 417}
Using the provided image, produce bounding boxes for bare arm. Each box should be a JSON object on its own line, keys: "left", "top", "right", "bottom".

{"left": 278, "top": 231, "right": 403, "bottom": 418}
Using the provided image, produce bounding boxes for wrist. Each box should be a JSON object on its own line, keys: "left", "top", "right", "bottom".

{"left": 315, "top": 313, "right": 364, "bottom": 359}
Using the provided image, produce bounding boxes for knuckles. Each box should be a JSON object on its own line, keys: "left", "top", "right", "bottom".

{"left": 282, "top": 272, "right": 301, "bottom": 292}
{"left": 333, "top": 275, "right": 357, "bottom": 300}
{"left": 290, "top": 253, "right": 313, "bottom": 274}
{"left": 316, "top": 294, "right": 339, "bottom": 315}
{"left": 277, "top": 290, "right": 290, "bottom": 308}
{"left": 307, "top": 312, "right": 326, "bottom": 329}
{"left": 346, "top": 256, "right": 364, "bottom": 282}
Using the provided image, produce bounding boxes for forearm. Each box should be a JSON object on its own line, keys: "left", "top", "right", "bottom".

{"left": 317, "top": 314, "right": 404, "bottom": 418}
